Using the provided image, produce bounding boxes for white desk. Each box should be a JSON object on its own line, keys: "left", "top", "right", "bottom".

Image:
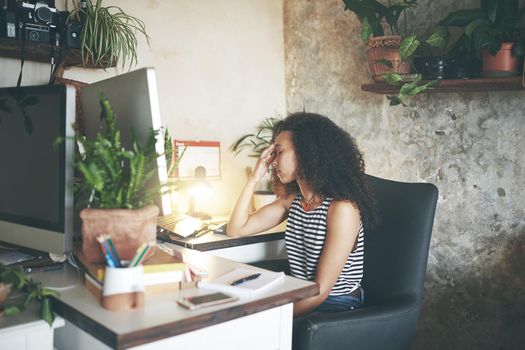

{"left": 38, "top": 244, "right": 317, "bottom": 349}
{"left": 0, "top": 302, "right": 64, "bottom": 350}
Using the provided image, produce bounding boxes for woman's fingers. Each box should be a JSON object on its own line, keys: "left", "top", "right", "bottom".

{"left": 252, "top": 144, "right": 275, "bottom": 181}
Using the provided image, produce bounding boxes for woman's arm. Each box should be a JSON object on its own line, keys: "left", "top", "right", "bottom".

{"left": 293, "top": 200, "right": 362, "bottom": 316}
{"left": 227, "top": 144, "right": 292, "bottom": 237}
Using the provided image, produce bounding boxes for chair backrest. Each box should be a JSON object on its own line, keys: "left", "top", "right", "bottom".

{"left": 362, "top": 175, "right": 438, "bottom": 304}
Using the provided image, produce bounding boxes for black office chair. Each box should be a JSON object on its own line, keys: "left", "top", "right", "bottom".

{"left": 292, "top": 174, "right": 438, "bottom": 350}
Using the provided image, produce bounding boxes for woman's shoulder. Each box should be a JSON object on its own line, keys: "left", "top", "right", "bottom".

{"left": 327, "top": 199, "right": 360, "bottom": 218}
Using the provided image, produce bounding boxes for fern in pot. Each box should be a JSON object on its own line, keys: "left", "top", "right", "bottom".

{"left": 73, "top": 94, "right": 175, "bottom": 263}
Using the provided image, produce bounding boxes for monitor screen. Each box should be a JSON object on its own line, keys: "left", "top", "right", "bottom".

{"left": 80, "top": 67, "right": 171, "bottom": 215}
{"left": 0, "top": 85, "right": 75, "bottom": 256}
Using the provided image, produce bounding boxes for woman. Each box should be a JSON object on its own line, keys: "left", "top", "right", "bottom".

{"left": 227, "top": 112, "right": 377, "bottom": 316}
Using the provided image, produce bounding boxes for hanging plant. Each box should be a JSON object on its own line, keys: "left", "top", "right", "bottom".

{"left": 71, "top": 0, "right": 150, "bottom": 70}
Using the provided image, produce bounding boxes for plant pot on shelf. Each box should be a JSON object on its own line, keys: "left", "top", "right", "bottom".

{"left": 366, "top": 36, "right": 411, "bottom": 82}
{"left": 80, "top": 205, "right": 159, "bottom": 264}
{"left": 482, "top": 42, "right": 520, "bottom": 77}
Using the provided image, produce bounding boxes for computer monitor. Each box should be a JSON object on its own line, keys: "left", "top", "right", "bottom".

{"left": 80, "top": 67, "right": 171, "bottom": 215}
{"left": 0, "top": 85, "right": 75, "bottom": 256}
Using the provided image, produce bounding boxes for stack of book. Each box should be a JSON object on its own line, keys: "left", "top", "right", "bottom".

{"left": 74, "top": 244, "right": 192, "bottom": 300}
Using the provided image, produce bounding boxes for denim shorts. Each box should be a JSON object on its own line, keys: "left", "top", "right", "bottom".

{"left": 313, "top": 287, "right": 365, "bottom": 313}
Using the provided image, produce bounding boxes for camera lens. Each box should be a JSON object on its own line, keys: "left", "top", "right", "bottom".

{"left": 35, "top": 4, "right": 52, "bottom": 23}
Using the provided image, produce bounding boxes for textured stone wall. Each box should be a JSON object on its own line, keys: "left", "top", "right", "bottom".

{"left": 284, "top": 1, "right": 524, "bottom": 349}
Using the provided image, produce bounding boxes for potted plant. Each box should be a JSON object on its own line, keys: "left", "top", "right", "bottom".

{"left": 72, "top": 94, "right": 175, "bottom": 263}
{"left": 439, "top": 0, "right": 525, "bottom": 76}
{"left": 0, "top": 263, "right": 57, "bottom": 326}
{"left": 230, "top": 117, "right": 281, "bottom": 210}
{"left": 342, "top": 0, "right": 418, "bottom": 81}
{"left": 70, "top": 0, "right": 150, "bottom": 70}
{"left": 382, "top": 28, "right": 448, "bottom": 106}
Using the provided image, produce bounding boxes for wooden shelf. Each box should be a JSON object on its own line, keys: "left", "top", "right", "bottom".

{"left": 0, "top": 38, "right": 114, "bottom": 69}
{"left": 361, "top": 76, "right": 524, "bottom": 94}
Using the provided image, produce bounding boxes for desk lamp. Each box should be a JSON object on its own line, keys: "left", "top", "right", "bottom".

{"left": 187, "top": 166, "right": 213, "bottom": 220}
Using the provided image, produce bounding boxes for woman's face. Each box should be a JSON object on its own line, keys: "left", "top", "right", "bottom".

{"left": 273, "top": 131, "right": 298, "bottom": 184}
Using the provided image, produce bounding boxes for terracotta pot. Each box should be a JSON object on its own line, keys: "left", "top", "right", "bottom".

{"left": 482, "top": 42, "right": 519, "bottom": 76}
{"left": 366, "top": 35, "right": 411, "bottom": 82}
{"left": 80, "top": 205, "right": 159, "bottom": 263}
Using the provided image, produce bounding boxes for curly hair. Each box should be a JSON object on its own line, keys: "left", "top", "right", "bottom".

{"left": 272, "top": 112, "right": 378, "bottom": 230}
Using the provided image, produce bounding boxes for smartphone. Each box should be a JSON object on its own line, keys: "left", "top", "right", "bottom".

{"left": 177, "top": 292, "right": 238, "bottom": 310}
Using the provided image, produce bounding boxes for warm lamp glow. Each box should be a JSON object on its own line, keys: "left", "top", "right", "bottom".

{"left": 187, "top": 166, "right": 213, "bottom": 219}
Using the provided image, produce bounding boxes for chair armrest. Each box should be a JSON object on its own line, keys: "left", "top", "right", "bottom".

{"left": 293, "top": 295, "right": 421, "bottom": 350}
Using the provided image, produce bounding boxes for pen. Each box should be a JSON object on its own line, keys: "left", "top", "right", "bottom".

{"left": 230, "top": 273, "right": 261, "bottom": 286}
{"left": 97, "top": 235, "right": 117, "bottom": 267}
{"left": 104, "top": 235, "right": 122, "bottom": 267}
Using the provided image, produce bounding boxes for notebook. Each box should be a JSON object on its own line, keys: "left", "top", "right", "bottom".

{"left": 198, "top": 268, "right": 285, "bottom": 298}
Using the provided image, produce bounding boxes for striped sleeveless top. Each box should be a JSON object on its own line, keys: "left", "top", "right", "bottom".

{"left": 285, "top": 195, "right": 364, "bottom": 296}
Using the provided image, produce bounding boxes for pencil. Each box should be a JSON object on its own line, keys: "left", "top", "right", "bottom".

{"left": 129, "top": 242, "right": 147, "bottom": 267}
{"left": 104, "top": 235, "right": 122, "bottom": 267}
{"left": 135, "top": 243, "right": 155, "bottom": 266}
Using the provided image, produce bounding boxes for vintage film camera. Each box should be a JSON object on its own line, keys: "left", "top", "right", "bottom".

{"left": 17, "top": 0, "right": 57, "bottom": 44}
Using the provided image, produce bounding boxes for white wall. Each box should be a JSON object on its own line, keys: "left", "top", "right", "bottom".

{"left": 0, "top": 0, "right": 286, "bottom": 215}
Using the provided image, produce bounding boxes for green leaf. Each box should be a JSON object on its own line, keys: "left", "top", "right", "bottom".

{"left": 426, "top": 27, "right": 449, "bottom": 48}
{"left": 382, "top": 73, "right": 403, "bottom": 85}
{"left": 41, "top": 297, "right": 55, "bottom": 326}
{"left": 40, "top": 288, "right": 59, "bottom": 297}
{"left": 465, "top": 18, "right": 489, "bottom": 38}
{"left": 361, "top": 17, "right": 373, "bottom": 41}
{"left": 375, "top": 59, "right": 393, "bottom": 68}
{"left": 399, "top": 33, "right": 420, "bottom": 60}
{"left": 386, "top": 95, "right": 405, "bottom": 106}
{"left": 3, "top": 305, "right": 22, "bottom": 316}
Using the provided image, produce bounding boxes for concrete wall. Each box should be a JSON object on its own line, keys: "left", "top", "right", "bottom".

{"left": 0, "top": 0, "right": 286, "bottom": 215}
{"left": 284, "top": 0, "right": 524, "bottom": 349}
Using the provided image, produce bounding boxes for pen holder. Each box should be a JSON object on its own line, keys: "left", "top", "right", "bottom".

{"left": 102, "top": 265, "right": 145, "bottom": 311}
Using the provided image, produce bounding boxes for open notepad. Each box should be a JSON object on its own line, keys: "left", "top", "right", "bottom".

{"left": 198, "top": 268, "right": 285, "bottom": 298}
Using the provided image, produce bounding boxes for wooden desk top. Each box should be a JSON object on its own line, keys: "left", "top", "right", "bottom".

{"left": 159, "top": 222, "right": 286, "bottom": 251}
{"left": 37, "top": 244, "right": 317, "bottom": 349}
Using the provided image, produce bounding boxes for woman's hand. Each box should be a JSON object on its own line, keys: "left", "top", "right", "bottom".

{"left": 250, "top": 144, "right": 276, "bottom": 183}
